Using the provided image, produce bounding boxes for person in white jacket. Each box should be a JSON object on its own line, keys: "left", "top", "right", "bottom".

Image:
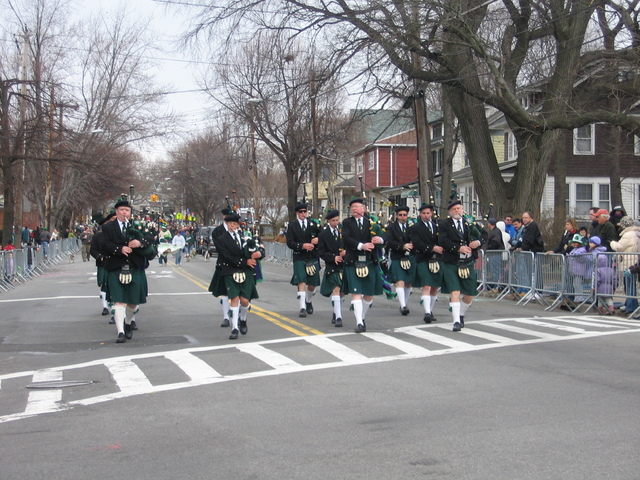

{"left": 172, "top": 231, "right": 186, "bottom": 266}
{"left": 610, "top": 216, "right": 640, "bottom": 314}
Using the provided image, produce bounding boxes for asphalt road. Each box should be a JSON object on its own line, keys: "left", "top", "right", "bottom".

{"left": 1, "top": 254, "right": 639, "bottom": 479}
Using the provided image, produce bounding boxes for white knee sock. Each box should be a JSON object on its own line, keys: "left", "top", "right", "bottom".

{"left": 460, "top": 300, "right": 471, "bottom": 317}
{"left": 331, "top": 295, "right": 342, "bottom": 318}
{"left": 125, "top": 306, "right": 136, "bottom": 325}
{"left": 404, "top": 287, "right": 412, "bottom": 300}
{"left": 421, "top": 295, "right": 431, "bottom": 314}
{"left": 113, "top": 305, "right": 126, "bottom": 334}
{"left": 240, "top": 304, "right": 249, "bottom": 321}
{"left": 306, "top": 289, "right": 315, "bottom": 303}
{"left": 298, "top": 293, "right": 306, "bottom": 310}
{"left": 100, "top": 291, "right": 108, "bottom": 309}
{"left": 230, "top": 306, "right": 239, "bottom": 330}
{"left": 450, "top": 302, "right": 461, "bottom": 325}
{"left": 221, "top": 296, "right": 229, "bottom": 319}
{"left": 430, "top": 295, "right": 438, "bottom": 311}
{"left": 352, "top": 300, "right": 363, "bottom": 324}
{"left": 363, "top": 299, "right": 373, "bottom": 318}
{"left": 396, "top": 287, "right": 406, "bottom": 308}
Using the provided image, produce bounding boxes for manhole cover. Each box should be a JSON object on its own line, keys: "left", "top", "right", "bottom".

{"left": 26, "top": 380, "right": 94, "bottom": 389}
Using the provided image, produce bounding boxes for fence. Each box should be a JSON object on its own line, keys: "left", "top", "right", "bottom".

{"left": 0, "top": 238, "right": 82, "bottom": 292}
{"left": 261, "top": 244, "right": 640, "bottom": 318}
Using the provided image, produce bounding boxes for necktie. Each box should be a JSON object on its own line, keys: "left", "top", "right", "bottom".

{"left": 457, "top": 220, "right": 463, "bottom": 234}
{"left": 302, "top": 221, "right": 306, "bottom": 231}
{"left": 358, "top": 219, "right": 362, "bottom": 230}
{"left": 234, "top": 233, "right": 241, "bottom": 247}
{"left": 428, "top": 222, "right": 433, "bottom": 235}
{"left": 333, "top": 229, "right": 339, "bottom": 240}
{"left": 122, "top": 222, "right": 127, "bottom": 234}
{"left": 401, "top": 223, "right": 406, "bottom": 234}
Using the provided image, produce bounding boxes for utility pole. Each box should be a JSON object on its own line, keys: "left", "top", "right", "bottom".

{"left": 310, "top": 74, "right": 319, "bottom": 217}
{"left": 15, "top": 27, "right": 29, "bottom": 234}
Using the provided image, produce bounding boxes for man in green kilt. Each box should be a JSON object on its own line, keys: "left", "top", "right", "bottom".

{"left": 437, "top": 200, "right": 485, "bottom": 332}
{"left": 213, "top": 212, "right": 263, "bottom": 340}
{"left": 342, "top": 198, "right": 385, "bottom": 332}
{"left": 286, "top": 203, "right": 321, "bottom": 317}
{"left": 317, "top": 209, "right": 345, "bottom": 327}
{"left": 384, "top": 205, "right": 416, "bottom": 316}
{"left": 99, "top": 200, "right": 155, "bottom": 343}
{"left": 410, "top": 204, "right": 444, "bottom": 323}
{"left": 90, "top": 212, "right": 116, "bottom": 323}
{"left": 208, "top": 208, "right": 233, "bottom": 327}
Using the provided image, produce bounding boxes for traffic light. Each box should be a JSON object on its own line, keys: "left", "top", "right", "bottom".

{"left": 151, "top": 194, "right": 159, "bottom": 202}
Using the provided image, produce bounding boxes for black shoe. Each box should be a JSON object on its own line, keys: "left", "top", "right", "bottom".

{"left": 109, "top": 316, "right": 115, "bottom": 325}
{"left": 229, "top": 329, "right": 239, "bottom": 340}
{"left": 102, "top": 307, "right": 109, "bottom": 316}
{"left": 331, "top": 313, "right": 336, "bottom": 324}
{"left": 124, "top": 323, "right": 133, "bottom": 340}
{"left": 355, "top": 322, "right": 366, "bottom": 333}
{"left": 423, "top": 313, "right": 435, "bottom": 324}
{"left": 299, "top": 309, "right": 307, "bottom": 318}
{"left": 400, "top": 306, "right": 410, "bottom": 316}
{"left": 116, "top": 332, "right": 126, "bottom": 343}
{"left": 220, "top": 318, "right": 230, "bottom": 328}
{"left": 452, "top": 322, "right": 461, "bottom": 332}
{"left": 306, "top": 302, "right": 314, "bottom": 314}
{"left": 335, "top": 317, "right": 343, "bottom": 328}
{"left": 460, "top": 316, "right": 465, "bottom": 329}
{"left": 239, "top": 320, "right": 248, "bottom": 335}
{"left": 130, "top": 320, "right": 138, "bottom": 331}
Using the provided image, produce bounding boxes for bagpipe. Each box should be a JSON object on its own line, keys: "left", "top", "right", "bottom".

{"left": 125, "top": 219, "right": 159, "bottom": 261}
{"left": 241, "top": 231, "right": 265, "bottom": 282}
{"left": 367, "top": 214, "right": 396, "bottom": 300}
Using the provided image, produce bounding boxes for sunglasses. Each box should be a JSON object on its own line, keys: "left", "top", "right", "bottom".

{"left": 298, "top": 210, "right": 307, "bottom": 213}
{"left": 397, "top": 213, "right": 408, "bottom": 216}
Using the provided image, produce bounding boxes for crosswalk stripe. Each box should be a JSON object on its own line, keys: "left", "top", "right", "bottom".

{"left": 438, "top": 325, "right": 517, "bottom": 344}
{"left": 303, "top": 335, "right": 369, "bottom": 363}
{"left": 24, "top": 370, "right": 63, "bottom": 415}
{"left": 541, "top": 317, "right": 624, "bottom": 329}
{"left": 235, "top": 344, "right": 301, "bottom": 370}
{"left": 484, "top": 322, "right": 558, "bottom": 339}
{"left": 397, "top": 326, "right": 474, "bottom": 349}
{"left": 514, "top": 318, "right": 588, "bottom": 333}
{"left": 362, "top": 332, "right": 432, "bottom": 355}
{"left": 164, "top": 351, "right": 222, "bottom": 382}
{"left": 105, "top": 359, "right": 153, "bottom": 394}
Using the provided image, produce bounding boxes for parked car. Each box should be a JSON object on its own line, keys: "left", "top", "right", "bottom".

{"left": 196, "top": 226, "right": 217, "bottom": 258}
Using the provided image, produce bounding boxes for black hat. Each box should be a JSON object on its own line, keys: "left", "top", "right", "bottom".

{"left": 395, "top": 205, "right": 409, "bottom": 214}
{"left": 325, "top": 209, "right": 339, "bottom": 220}
{"left": 349, "top": 198, "right": 365, "bottom": 206}
{"left": 224, "top": 212, "right": 241, "bottom": 222}
{"left": 221, "top": 208, "right": 231, "bottom": 216}
{"left": 487, "top": 217, "right": 497, "bottom": 225}
{"left": 447, "top": 200, "right": 462, "bottom": 210}
{"left": 418, "top": 203, "right": 434, "bottom": 212}
{"left": 99, "top": 212, "right": 116, "bottom": 225}
{"left": 294, "top": 203, "right": 308, "bottom": 212}
{"left": 114, "top": 200, "right": 131, "bottom": 209}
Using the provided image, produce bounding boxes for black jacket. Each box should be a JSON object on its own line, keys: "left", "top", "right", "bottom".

{"left": 99, "top": 220, "right": 154, "bottom": 271}
{"left": 384, "top": 221, "right": 413, "bottom": 261}
{"left": 341, "top": 216, "right": 378, "bottom": 265}
{"left": 214, "top": 230, "right": 263, "bottom": 276}
{"left": 437, "top": 217, "right": 484, "bottom": 263}
{"left": 317, "top": 225, "right": 344, "bottom": 275}
{"left": 410, "top": 220, "right": 440, "bottom": 263}
{"left": 286, "top": 219, "right": 320, "bottom": 261}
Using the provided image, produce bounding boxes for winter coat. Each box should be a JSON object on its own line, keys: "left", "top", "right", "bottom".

{"left": 610, "top": 226, "right": 640, "bottom": 270}
{"left": 568, "top": 247, "right": 591, "bottom": 278}
{"left": 593, "top": 246, "right": 617, "bottom": 295}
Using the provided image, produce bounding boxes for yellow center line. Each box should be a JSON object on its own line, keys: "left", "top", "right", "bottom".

{"left": 168, "top": 266, "right": 323, "bottom": 336}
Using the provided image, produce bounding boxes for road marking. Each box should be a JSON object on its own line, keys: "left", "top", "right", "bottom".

{"left": 1, "top": 316, "right": 639, "bottom": 424}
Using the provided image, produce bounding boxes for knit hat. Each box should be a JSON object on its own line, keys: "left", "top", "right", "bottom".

{"left": 589, "top": 236, "right": 601, "bottom": 246}
{"left": 570, "top": 233, "right": 583, "bottom": 244}
{"left": 619, "top": 216, "right": 634, "bottom": 229}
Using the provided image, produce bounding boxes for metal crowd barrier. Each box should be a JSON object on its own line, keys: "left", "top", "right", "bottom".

{"left": 0, "top": 238, "right": 82, "bottom": 293}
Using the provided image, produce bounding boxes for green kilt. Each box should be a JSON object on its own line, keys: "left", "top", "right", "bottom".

{"left": 440, "top": 262, "right": 478, "bottom": 296}
{"left": 223, "top": 272, "right": 259, "bottom": 300}
{"left": 320, "top": 270, "right": 343, "bottom": 297}
{"left": 208, "top": 266, "right": 227, "bottom": 297}
{"left": 290, "top": 259, "right": 321, "bottom": 287}
{"left": 105, "top": 268, "right": 148, "bottom": 305}
{"left": 387, "top": 257, "right": 416, "bottom": 284}
{"left": 342, "top": 263, "right": 382, "bottom": 296}
{"left": 96, "top": 265, "right": 108, "bottom": 290}
{"left": 415, "top": 261, "right": 443, "bottom": 288}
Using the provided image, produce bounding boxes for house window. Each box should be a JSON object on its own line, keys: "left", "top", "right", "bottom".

{"left": 343, "top": 159, "right": 352, "bottom": 173}
{"left": 368, "top": 151, "right": 374, "bottom": 170}
{"left": 565, "top": 183, "right": 570, "bottom": 212}
{"left": 635, "top": 135, "right": 640, "bottom": 155}
{"left": 357, "top": 158, "right": 363, "bottom": 174}
{"left": 431, "top": 123, "right": 442, "bottom": 140}
{"left": 599, "top": 184, "right": 610, "bottom": 212}
{"left": 573, "top": 125, "right": 595, "bottom": 155}
{"left": 575, "top": 183, "right": 593, "bottom": 216}
{"left": 507, "top": 132, "right": 517, "bottom": 161}
{"left": 464, "top": 152, "right": 470, "bottom": 167}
